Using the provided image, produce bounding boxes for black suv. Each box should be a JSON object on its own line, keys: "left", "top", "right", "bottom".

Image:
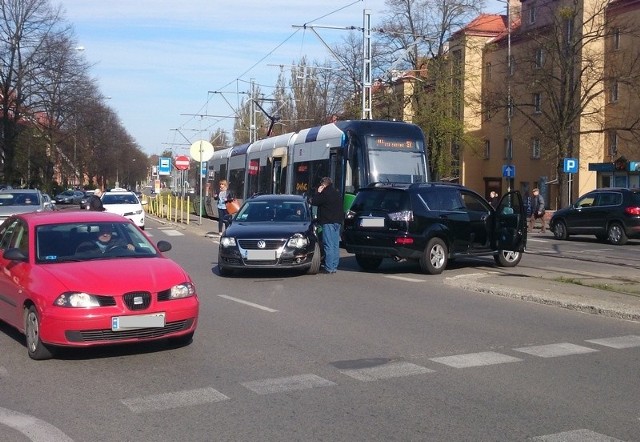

{"left": 343, "top": 183, "right": 527, "bottom": 274}
{"left": 549, "top": 187, "right": 640, "bottom": 245}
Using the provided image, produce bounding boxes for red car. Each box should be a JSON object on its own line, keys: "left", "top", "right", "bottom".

{"left": 0, "top": 211, "right": 199, "bottom": 360}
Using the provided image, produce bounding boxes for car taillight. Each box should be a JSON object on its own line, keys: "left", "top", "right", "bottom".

{"left": 395, "top": 237, "right": 414, "bottom": 245}
{"left": 625, "top": 206, "right": 640, "bottom": 216}
{"left": 388, "top": 210, "right": 413, "bottom": 222}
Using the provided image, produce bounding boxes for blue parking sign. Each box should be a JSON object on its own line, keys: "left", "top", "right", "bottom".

{"left": 563, "top": 158, "right": 579, "bottom": 173}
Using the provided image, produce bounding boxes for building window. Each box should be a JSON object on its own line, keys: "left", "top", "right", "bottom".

{"left": 484, "top": 140, "right": 490, "bottom": 159}
{"left": 504, "top": 138, "right": 513, "bottom": 160}
{"left": 529, "top": 4, "right": 537, "bottom": 24}
{"left": 531, "top": 138, "right": 541, "bottom": 159}
{"left": 613, "top": 28, "right": 621, "bottom": 50}
{"left": 535, "top": 48, "right": 544, "bottom": 68}
{"left": 609, "top": 80, "right": 619, "bottom": 103}
{"left": 533, "top": 93, "right": 542, "bottom": 113}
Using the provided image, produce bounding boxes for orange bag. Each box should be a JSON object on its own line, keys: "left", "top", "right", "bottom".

{"left": 225, "top": 199, "right": 240, "bottom": 215}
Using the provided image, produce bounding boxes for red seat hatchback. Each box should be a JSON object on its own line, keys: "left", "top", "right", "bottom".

{"left": 0, "top": 210, "right": 199, "bottom": 360}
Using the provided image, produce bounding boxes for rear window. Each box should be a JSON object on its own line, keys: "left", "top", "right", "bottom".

{"left": 351, "top": 189, "right": 411, "bottom": 213}
{"left": 631, "top": 191, "right": 640, "bottom": 205}
{"left": 597, "top": 192, "right": 622, "bottom": 206}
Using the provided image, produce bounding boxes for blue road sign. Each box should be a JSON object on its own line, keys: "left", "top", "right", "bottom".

{"left": 502, "top": 165, "right": 515, "bottom": 178}
{"left": 158, "top": 157, "right": 171, "bottom": 176}
{"left": 201, "top": 161, "right": 208, "bottom": 178}
{"left": 563, "top": 157, "right": 579, "bottom": 173}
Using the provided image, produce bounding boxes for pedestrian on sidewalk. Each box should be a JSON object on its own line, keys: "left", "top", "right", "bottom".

{"left": 310, "top": 177, "right": 343, "bottom": 274}
{"left": 528, "top": 188, "right": 546, "bottom": 233}
{"left": 214, "top": 180, "right": 230, "bottom": 234}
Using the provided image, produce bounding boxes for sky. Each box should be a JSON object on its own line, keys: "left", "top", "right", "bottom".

{"left": 55, "top": 0, "right": 504, "bottom": 157}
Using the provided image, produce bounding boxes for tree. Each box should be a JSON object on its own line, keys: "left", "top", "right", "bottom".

{"left": 376, "top": 0, "right": 485, "bottom": 180}
{"left": 0, "top": 0, "right": 69, "bottom": 184}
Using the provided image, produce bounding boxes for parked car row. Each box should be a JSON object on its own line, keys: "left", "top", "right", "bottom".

{"left": 0, "top": 188, "right": 55, "bottom": 222}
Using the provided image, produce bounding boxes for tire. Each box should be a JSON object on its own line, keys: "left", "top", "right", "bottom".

{"left": 218, "top": 264, "right": 233, "bottom": 277}
{"left": 355, "top": 254, "right": 382, "bottom": 271}
{"left": 494, "top": 250, "right": 522, "bottom": 267}
{"left": 24, "top": 306, "right": 54, "bottom": 360}
{"left": 419, "top": 237, "right": 448, "bottom": 275}
{"left": 307, "top": 243, "right": 322, "bottom": 275}
{"left": 553, "top": 220, "right": 568, "bottom": 240}
{"left": 607, "top": 222, "right": 628, "bottom": 245}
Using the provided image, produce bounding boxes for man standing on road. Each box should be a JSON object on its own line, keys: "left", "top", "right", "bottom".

{"left": 86, "top": 188, "right": 104, "bottom": 211}
{"left": 528, "top": 188, "right": 546, "bottom": 233}
{"left": 311, "top": 177, "right": 343, "bottom": 274}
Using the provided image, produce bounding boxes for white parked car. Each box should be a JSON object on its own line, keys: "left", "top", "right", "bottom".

{"left": 101, "top": 188, "right": 146, "bottom": 229}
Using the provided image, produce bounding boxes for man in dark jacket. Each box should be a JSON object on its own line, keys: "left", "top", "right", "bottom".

{"left": 311, "top": 177, "right": 343, "bottom": 273}
{"left": 528, "top": 187, "right": 546, "bottom": 233}
{"left": 86, "top": 189, "right": 105, "bottom": 211}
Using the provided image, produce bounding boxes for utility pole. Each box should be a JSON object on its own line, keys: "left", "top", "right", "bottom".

{"left": 292, "top": 8, "right": 373, "bottom": 120}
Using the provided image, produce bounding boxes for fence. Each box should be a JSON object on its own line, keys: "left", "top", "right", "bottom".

{"left": 144, "top": 194, "right": 192, "bottom": 225}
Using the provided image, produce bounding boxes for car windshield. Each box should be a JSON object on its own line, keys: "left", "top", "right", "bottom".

{"left": 351, "top": 189, "right": 411, "bottom": 213}
{"left": 234, "top": 201, "right": 309, "bottom": 222}
{"left": 102, "top": 194, "right": 139, "bottom": 204}
{"left": 0, "top": 192, "right": 40, "bottom": 206}
{"left": 36, "top": 221, "right": 158, "bottom": 263}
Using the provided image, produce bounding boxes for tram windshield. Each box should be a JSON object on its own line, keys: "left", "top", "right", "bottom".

{"left": 366, "top": 136, "right": 428, "bottom": 184}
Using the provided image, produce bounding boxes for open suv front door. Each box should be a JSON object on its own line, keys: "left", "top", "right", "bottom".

{"left": 492, "top": 191, "right": 527, "bottom": 252}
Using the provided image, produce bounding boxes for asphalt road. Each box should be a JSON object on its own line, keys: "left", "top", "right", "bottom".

{"left": 0, "top": 218, "right": 638, "bottom": 441}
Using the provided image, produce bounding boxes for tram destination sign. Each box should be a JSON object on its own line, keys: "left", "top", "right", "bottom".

{"left": 372, "top": 137, "right": 416, "bottom": 150}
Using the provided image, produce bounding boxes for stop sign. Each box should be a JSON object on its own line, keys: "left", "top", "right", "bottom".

{"left": 175, "top": 155, "right": 190, "bottom": 171}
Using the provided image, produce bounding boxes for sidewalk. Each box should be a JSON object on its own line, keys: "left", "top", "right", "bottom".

{"left": 152, "top": 213, "right": 640, "bottom": 323}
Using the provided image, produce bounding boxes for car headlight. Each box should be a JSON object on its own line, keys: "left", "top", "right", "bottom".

{"left": 169, "top": 282, "right": 196, "bottom": 299}
{"left": 220, "top": 237, "right": 237, "bottom": 247}
{"left": 54, "top": 292, "right": 101, "bottom": 308}
{"left": 287, "top": 233, "right": 309, "bottom": 248}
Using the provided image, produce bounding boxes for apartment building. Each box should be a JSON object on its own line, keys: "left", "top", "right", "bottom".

{"left": 448, "top": 0, "right": 640, "bottom": 209}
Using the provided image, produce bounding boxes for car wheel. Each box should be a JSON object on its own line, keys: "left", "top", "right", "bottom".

{"left": 24, "top": 306, "right": 54, "bottom": 360}
{"left": 307, "top": 243, "right": 322, "bottom": 275}
{"left": 494, "top": 250, "right": 522, "bottom": 267}
{"left": 607, "top": 222, "right": 628, "bottom": 245}
{"left": 355, "top": 254, "right": 382, "bottom": 271}
{"left": 419, "top": 237, "right": 448, "bottom": 275}
{"left": 553, "top": 220, "right": 568, "bottom": 240}
{"left": 218, "top": 263, "right": 234, "bottom": 277}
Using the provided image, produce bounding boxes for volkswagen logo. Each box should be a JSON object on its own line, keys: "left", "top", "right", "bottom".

{"left": 257, "top": 240, "right": 266, "bottom": 249}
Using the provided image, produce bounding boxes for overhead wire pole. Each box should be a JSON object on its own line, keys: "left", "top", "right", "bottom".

{"left": 362, "top": 9, "right": 372, "bottom": 120}
{"left": 292, "top": 7, "right": 372, "bottom": 120}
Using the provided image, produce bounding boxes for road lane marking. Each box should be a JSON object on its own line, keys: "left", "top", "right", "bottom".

{"left": 513, "top": 342, "right": 598, "bottom": 358}
{"left": 585, "top": 335, "right": 640, "bottom": 349}
{"left": 121, "top": 387, "right": 229, "bottom": 413}
{"left": 242, "top": 374, "right": 335, "bottom": 395}
{"left": 0, "top": 406, "right": 74, "bottom": 441}
{"left": 430, "top": 351, "right": 522, "bottom": 368}
{"left": 531, "top": 428, "right": 624, "bottom": 441}
{"left": 160, "top": 229, "right": 184, "bottom": 236}
{"left": 384, "top": 275, "right": 425, "bottom": 283}
{"left": 340, "top": 361, "right": 434, "bottom": 381}
{"left": 218, "top": 295, "right": 278, "bottom": 312}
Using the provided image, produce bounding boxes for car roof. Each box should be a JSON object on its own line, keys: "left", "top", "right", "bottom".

{"left": 365, "top": 182, "right": 466, "bottom": 191}
{"left": 12, "top": 210, "right": 131, "bottom": 227}
{"left": 248, "top": 194, "right": 306, "bottom": 202}
{"left": 0, "top": 188, "right": 41, "bottom": 194}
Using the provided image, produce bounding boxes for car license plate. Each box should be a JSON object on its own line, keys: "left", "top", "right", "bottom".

{"left": 360, "top": 217, "right": 385, "bottom": 227}
{"left": 112, "top": 313, "right": 165, "bottom": 331}
{"left": 246, "top": 249, "right": 277, "bottom": 260}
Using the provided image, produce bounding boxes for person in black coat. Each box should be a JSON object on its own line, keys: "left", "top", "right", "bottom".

{"left": 86, "top": 189, "right": 105, "bottom": 211}
{"left": 310, "top": 177, "right": 343, "bottom": 273}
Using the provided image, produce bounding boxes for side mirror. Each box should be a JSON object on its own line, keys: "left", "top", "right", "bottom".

{"left": 156, "top": 240, "right": 172, "bottom": 252}
{"left": 3, "top": 248, "right": 28, "bottom": 262}
{"left": 223, "top": 214, "right": 233, "bottom": 226}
